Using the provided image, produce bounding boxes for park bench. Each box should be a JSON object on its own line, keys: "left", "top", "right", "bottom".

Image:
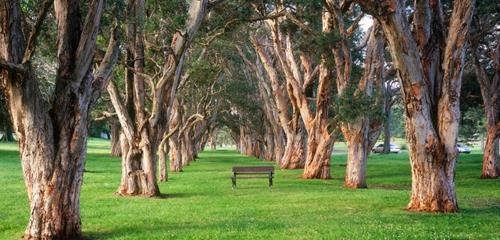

{"left": 231, "top": 166, "right": 274, "bottom": 188}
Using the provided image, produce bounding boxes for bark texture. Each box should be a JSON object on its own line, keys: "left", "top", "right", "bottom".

{"left": 357, "top": 0, "right": 475, "bottom": 212}
{"left": 344, "top": 23, "right": 385, "bottom": 188}
{"left": 266, "top": 10, "right": 336, "bottom": 179}
{"left": 107, "top": 0, "right": 208, "bottom": 195}
{"left": 471, "top": 34, "right": 500, "bottom": 178}
{"left": 250, "top": 39, "right": 306, "bottom": 168}
{"left": 0, "top": 0, "right": 120, "bottom": 238}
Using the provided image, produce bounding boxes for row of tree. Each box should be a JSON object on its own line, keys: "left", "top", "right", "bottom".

{"left": 0, "top": 0, "right": 498, "bottom": 239}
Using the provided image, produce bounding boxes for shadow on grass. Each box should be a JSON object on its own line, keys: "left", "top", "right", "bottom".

{"left": 461, "top": 205, "right": 500, "bottom": 215}
{"left": 369, "top": 183, "right": 411, "bottom": 191}
{"left": 163, "top": 192, "right": 200, "bottom": 199}
{"left": 84, "top": 219, "right": 287, "bottom": 240}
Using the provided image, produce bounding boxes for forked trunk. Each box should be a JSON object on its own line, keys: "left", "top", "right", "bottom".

{"left": 117, "top": 133, "right": 160, "bottom": 196}
{"left": 303, "top": 123, "right": 334, "bottom": 179}
{"left": 0, "top": 0, "right": 120, "bottom": 237}
{"left": 406, "top": 133, "right": 457, "bottom": 212}
{"left": 280, "top": 125, "right": 306, "bottom": 169}
{"left": 343, "top": 21, "right": 384, "bottom": 188}
{"left": 20, "top": 118, "right": 88, "bottom": 239}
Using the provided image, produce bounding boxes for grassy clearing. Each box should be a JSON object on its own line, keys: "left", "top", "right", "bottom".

{"left": 0, "top": 139, "right": 498, "bottom": 239}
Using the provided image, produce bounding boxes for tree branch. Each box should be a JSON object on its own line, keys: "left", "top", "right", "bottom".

{"left": 22, "top": 0, "right": 52, "bottom": 63}
{"left": 91, "top": 20, "right": 121, "bottom": 104}
{"left": 0, "top": 59, "right": 26, "bottom": 73}
{"left": 74, "top": 0, "right": 104, "bottom": 85}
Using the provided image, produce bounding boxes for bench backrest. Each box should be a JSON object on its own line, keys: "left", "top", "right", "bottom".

{"left": 232, "top": 166, "right": 274, "bottom": 173}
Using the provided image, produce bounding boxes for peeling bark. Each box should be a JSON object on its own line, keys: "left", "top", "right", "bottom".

{"left": 0, "top": 0, "right": 119, "bottom": 238}
{"left": 343, "top": 21, "right": 385, "bottom": 188}
{"left": 473, "top": 41, "right": 500, "bottom": 178}
{"left": 357, "top": 0, "right": 475, "bottom": 212}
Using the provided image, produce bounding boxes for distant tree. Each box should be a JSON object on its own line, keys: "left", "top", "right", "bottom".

{"left": 468, "top": 0, "right": 500, "bottom": 178}
{"left": 0, "top": 92, "right": 14, "bottom": 141}
{"left": 381, "top": 65, "right": 401, "bottom": 153}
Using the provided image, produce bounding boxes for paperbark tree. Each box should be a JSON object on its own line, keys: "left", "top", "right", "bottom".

{"left": 249, "top": 39, "right": 307, "bottom": 169}
{"left": 357, "top": 0, "right": 475, "bottom": 212}
{"left": 382, "top": 68, "right": 399, "bottom": 154}
{"left": 341, "top": 21, "right": 385, "bottom": 188}
{"left": 472, "top": 41, "right": 500, "bottom": 178}
{"left": 469, "top": 9, "right": 500, "bottom": 178}
{"left": 265, "top": 8, "right": 337, "bottom": 179}
{"left": 321, "top": 1, "right": 386, "bottom": 187}
{"left": 0, "top": 0, "right": 120, "bottom": 238}
{"left": 107, "top": 0, "right": 208, "bottom": 195}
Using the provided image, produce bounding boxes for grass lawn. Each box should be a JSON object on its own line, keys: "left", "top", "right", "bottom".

{"left": 0, "top": 139, "right": 499, "bottom": 239}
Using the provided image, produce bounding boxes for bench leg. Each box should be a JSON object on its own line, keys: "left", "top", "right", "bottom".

{"left": 231, "top": 175, "right": 236, "bottom": 189}
{"left": 269, "top": 175, "right": 273, "bottom": 187}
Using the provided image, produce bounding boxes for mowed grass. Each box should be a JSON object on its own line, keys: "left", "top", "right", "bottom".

{"left": 0, "top": 139, "right": 499, "bottom": 239}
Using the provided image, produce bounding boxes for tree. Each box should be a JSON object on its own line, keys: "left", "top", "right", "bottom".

{"left": 0, "top": 0, "right": 120, "bottom": 238}
{"left": 239, "top": 39, "right": 305, "bottom": 168}
{"left": 340, "top": 19, "right": 385, "bottom": 188}
{"left": 107, "top": 0, "right": 208, "bottom": 195}
{"left": 357, "top": 0, "right": 475, "bottom": 212}
{"left": 254, "top": 2, "right": 339, "bottom": 179}
{"left": 381, "top": 66, "right": 400, "bottom": 154}
{"left": 468, "top": 1, "right": 500, "bottom": 178}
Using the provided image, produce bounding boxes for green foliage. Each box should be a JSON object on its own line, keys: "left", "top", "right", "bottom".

{"left": 145, "top": 0, "right": 188, "bottom": 40}
{"left": 312, "top": 31, "right": 342, "bottom": 54}
{"left": 400, "top": 143, "right": 407, "bottom": 150}
{"left": 0, "top": 140, "right": 498, "bottom": 239}
{"left": 333, "top": 86, "right": 383, "bottom": 124}
{"left": 390, "top": 103, "right": 406, "bottom": 138}
{"left": 459, "top": 107, "right": 485, "bottom": 143}
{"left": 187, "top": 59, "right": 219, "bottom": 87}
{"left": 459, "top": 72, "right": 485, "bottom": 144}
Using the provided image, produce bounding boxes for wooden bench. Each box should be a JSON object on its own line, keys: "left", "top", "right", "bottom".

{"left": 231, "top": 166, "right": 274, "bottom": 188}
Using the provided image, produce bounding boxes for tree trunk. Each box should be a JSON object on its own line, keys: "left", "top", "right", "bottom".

{"left": 158, "top": 138, "right": 169, "bottom": 182}
{"left": 303, "top": 124, "right": 334, "bottom": 179}
{"left": 181, "top": 131, "right": 194, "bottom": 166}
{"left": 117, "top": 132, "right": 160, "bottom": 196}
{"left": 0, "top": 0, "right": 120, "bottom": 238}
{"left": 280, "top": 118, "right": 306, "bottom": 169}
{"left": 473, "top": 39, "right": 500, "bottom": 178}
{"left": 357, "top": 0, "right": 474, "bottom": 212}
{"left": 169, "top": 135, "right": 182, "bottom": 172}
{"left": 23, "top": 142, "right": 86, "bottom": 240}
{"left": 5, "top": 125, "right": 14, "bottom": 142}
{"left": 481, "top": 108, "right": 499, "bottom": 178}
{"left": 342, "top": 21, "right": 384, "bottom": 188}
{"left": 383, "top": 109, "right": 391, "bottom": 154}
{"left": 251, "top": 36, "right": 306, "bottom": 168}
{"left": 110, "top": 119, "right": 122, "bottom": 156}
{"left": 344, "top": 119, "right": 369, "bottom": 188}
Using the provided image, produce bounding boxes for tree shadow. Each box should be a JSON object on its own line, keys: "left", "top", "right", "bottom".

{"left": 83, "top": 218, "right": 286, "bottom": 239}
{"left": 162, "top": 192, "right": 200, "bottom": 199}
{"left": 368, "top": 183, "right": 411, "bottom": 191}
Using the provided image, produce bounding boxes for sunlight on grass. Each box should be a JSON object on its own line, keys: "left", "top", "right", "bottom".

{"left": 0, "top": 140, "right": 498, "bottom": 239}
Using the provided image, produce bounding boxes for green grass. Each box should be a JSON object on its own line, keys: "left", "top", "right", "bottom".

{"left": 0, "top": 139, "right": 499, "bottom": 239}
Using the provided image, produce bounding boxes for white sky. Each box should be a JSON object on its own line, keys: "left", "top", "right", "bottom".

{"left": 359, "top": 15, "right": 374, "bottom": 32}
